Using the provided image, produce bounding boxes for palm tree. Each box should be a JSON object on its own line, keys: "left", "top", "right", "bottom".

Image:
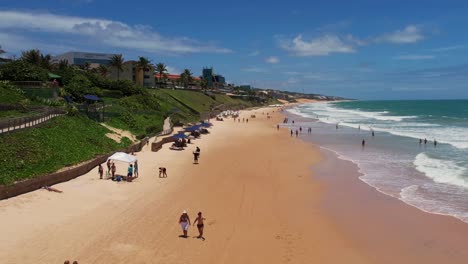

{"left": 21, "top": 49, "right": 42, "bottom": 65}
{"left": 41, "top": 54, "right": 52, "bottom": 69}
{"left": 136, "top": 57, "right": 151, "bottom": 71}
{"left": 136, "top": 57, "right": 152, "bottom": 86}
{"left": 109, "top": 54, "right": 124, "bottom": 80}
{"left": 20, "top": 49, "right": 52, "bottom": 69}
{"left": 180, "top": 69, "right": 193, "bottom": 88}
{"left": 97, "top": 64, "right": 108, "bottom": 77}
{"left": 155, "top": 63, "right": 168, "bottom": 88}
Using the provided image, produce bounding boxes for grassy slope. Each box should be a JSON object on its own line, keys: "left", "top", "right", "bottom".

{"left": 0, "top": 86, "right": 25, "bottom": 105}
{"left": 0, "top": 115, "right": 131, "bottom": 185}
{"left": 160, "top": 89, "right": 216, "bottom": 113}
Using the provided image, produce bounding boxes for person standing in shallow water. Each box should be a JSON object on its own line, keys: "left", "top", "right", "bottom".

{"left": 424, "top": 138, "right": 427, "bottom": 145}
{"left": 434, "top": 139, "right": 437, "bottom": 147}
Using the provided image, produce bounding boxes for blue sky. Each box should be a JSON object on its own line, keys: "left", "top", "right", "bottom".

{"left": 1, "top": 0, "right": 468, "bottom": 99}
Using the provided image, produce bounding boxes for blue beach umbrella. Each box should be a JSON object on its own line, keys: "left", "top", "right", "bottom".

{"left": 172, "top": 133, "right": 188, "bottom": 139}
{"left": 184, "top": 125, "right": 201, "bottom": 132}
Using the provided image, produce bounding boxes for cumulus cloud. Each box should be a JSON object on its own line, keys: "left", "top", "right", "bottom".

{"left": 375, "top": 25, "right": 424, "bottom": 44}
{"left": 279, "top": 34, "right": 355, "bottom": 56}
{"left": 265, "top": 56, "right": 280, "bottom": 64}
{"left": 0, "top": 10, "right": 231, "bottom": 54}
{"left": 248, "top": 50, "right": 260, "bottom": 56}
{"left": 394, "top": 55, "right": 435, "bottom": 60}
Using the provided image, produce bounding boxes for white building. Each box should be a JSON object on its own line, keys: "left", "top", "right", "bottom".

{"left": 51, "top": 51, "right": 117, "bottom": 66}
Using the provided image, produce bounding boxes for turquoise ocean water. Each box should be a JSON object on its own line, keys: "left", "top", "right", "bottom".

{"left": 288, "top": 100, "right": 468, "bottom": 223}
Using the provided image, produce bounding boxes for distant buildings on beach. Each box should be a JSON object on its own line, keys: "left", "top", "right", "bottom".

{"left": 50, "top": 51, "right": 340, "bottom": 101}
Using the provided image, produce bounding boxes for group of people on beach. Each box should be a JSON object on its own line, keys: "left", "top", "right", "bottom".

{"left": 98, "top": 159, "right": 138, "bottom": 181}
{"left": 179, "top": 210, "right": 206, "bottom": 240}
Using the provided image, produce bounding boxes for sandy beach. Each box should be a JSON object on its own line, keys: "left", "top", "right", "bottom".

{"left": 1, "top": 104, "right": 468, "bottom": 263}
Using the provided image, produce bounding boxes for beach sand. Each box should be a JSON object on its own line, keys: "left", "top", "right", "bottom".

{"left": 0, "top": 105, "right": 467, "bottom": 263}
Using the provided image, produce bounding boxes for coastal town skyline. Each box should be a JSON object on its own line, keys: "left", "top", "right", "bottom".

{"left": 1, "top": 0, "right": 468, "bottom": 99}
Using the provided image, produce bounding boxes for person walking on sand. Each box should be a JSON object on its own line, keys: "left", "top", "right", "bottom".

{"left": 193, "top": 151, "right": 199, "bottom": 164}
{"left": 193, "top": 212, "right": 206, "bottom": 240}
{"left": 362, "top": 139, "right": 366, "bottom": 148}
{"left": 290, "top": 129, "right": 293, "bottom": 137}
{"left": 299, "top": 127, "right": 302, "bottom": 133}
{"left": 179, "top": 210, "right": 191, "bottom": 238}
{"left": 295, "top": 130, "right": 298, "bottom": 137}
{"left": 277, "top": 124, "right": 280, "bottom": 131}
{"left": 111, "top": 163, "right": 116, "bottom": 180}
{"left": 98, "top": 164, "right": 104, "bottom": 179}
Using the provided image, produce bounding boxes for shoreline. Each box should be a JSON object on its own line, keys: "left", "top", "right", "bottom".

{"left": 285, "top": 104, "right": 468, "bottom": 263}
{"left": 0, "top": 102, "right": 467, "bottom": 263}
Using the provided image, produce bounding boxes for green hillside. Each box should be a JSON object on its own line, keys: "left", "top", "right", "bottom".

{"left": 0, "top": 115, "right": 131, "bottom": 185}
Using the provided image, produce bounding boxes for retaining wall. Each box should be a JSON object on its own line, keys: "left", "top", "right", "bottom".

{"left": 0, "top": 138, "right": 148, "bottom": 200}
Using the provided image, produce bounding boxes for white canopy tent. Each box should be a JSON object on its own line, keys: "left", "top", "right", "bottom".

{"left": 107, "top": 152, "right": 137, "bottom": 163}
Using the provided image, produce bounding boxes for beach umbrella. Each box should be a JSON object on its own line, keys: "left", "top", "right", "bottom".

{"left": 107, "top": 152, "right": 137, "bottom": 163}
{"left": 184, "top": 125, "right": 201, "bottom": 132}
{"left": 172, "top": 133, "right": 188, "bottom": 139}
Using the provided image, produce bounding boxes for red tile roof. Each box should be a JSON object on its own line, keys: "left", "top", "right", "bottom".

{"left": 154, "top": 73, "right": 200, "bottom": 80}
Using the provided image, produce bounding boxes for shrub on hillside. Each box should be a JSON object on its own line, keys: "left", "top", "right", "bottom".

{"left": 0, "top": 60, "right": 49, "bottom": 81}
{"left": 111, "top": 80, "right": 146, "bottom": 96}
{"left": 65, "top": 75, "right": 102, "bottom": 101}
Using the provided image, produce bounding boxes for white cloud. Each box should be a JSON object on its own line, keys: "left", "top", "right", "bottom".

{"left": 242, "top": 67, "right": 268, "bottom": 73}
{"left": 394, "top": 55, "right": 435, "bottom": 60}
{"left": 248, "top": 50, "right": 260, "bottom": 56}
{"left": 280, "top": 34, "right": 355, "bottom": 56}
{"left": 166, "top": 66, "right": 181, "bottom": 74}
{"left": 265, "top": 56, "right": 279, "bottom": 64}
{"left": 376, "top": 25, "right": 424, "bottom": 44}
{"left": 0, "top": 10, "right": 231, "bottom": 54}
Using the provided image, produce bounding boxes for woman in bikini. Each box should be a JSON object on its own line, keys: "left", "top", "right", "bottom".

{"left": 179, "top": 210, "right": 191, "bottom": 238}
{"left": 193, "top": 212, "right": 206, "bottom": 240}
